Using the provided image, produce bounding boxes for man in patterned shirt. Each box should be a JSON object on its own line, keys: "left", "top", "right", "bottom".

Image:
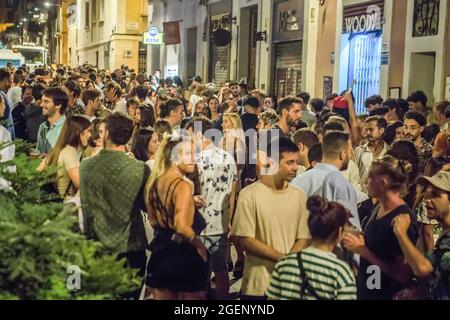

{"left": 186, "top": 117, "right": 237, "bottom": 300}
{"left": 403, "top": 111, "right": 432, "bottom": 174}
{"left": 80, "top": 113, "right": 149, "bottom": 298}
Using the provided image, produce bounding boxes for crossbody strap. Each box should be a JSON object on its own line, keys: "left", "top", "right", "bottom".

{"left": 297, "top": 252, "right": 324, "bottom": 300}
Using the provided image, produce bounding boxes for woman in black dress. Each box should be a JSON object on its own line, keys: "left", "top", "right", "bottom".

{"left": 144, "top": 133, "right": 209, "bottom": 300}
{"left": 343, "top": 155, "right": 419, "bottom": 300}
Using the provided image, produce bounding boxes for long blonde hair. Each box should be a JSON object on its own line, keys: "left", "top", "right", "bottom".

{"left": 222, "top": 112, "right": 246, "bottom": 168}
{"left": 144, "top": 133, "right": 189, "bottom": 201}
{"left": 223, "top": 112, "right": 245, "bottom": 141}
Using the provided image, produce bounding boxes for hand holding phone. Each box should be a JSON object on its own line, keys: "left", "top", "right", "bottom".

{"left": 348, "top": 80, "right": 356, "bottom": 93}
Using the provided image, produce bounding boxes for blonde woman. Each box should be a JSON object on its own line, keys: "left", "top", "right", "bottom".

{"left": 221, "top": 113, "right": 246, "bottom": 176}
{"left": 220, "top": 112, "right": 247, "bottom": 276}
{"left": 144, "top": 133, "right": 209, "bottom": 300}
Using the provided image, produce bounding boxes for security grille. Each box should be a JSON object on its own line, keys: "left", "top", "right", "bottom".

{"left": 348, "top": 32, "right": 382, "bottom": 114}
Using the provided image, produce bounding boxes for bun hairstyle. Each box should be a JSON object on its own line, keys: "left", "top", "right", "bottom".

{"left": 386, "top": 139, "right": 419, "bottom": 181}
{"left": 370, "top": 155, "right": 412, "bottom": 192}
{"left": 307, "top": 196, "right": 350, "bottom": 243}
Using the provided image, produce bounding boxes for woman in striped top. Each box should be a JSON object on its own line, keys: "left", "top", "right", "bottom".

{"left": 267, "top": 196, "right": 357, "bottom": 300}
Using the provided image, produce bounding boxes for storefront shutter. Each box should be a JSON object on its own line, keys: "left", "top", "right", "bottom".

{"left": 274, "top": 41, "right": 302, "bottom": 100}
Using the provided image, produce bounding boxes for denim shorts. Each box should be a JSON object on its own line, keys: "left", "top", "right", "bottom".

{"left": 200, "top": 234, "right": 228, "bottom": 273}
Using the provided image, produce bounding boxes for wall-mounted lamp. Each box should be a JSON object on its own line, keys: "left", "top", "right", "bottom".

{"left": 220, "top": 15, "right": 237, "bottom": 26}
{"left": 255, "top": 31, "right": 267, "bottom": 42}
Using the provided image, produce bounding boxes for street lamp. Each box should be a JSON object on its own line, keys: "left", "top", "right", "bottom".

{"left": 45, "top": 1, "right": 61, "bottom": 8}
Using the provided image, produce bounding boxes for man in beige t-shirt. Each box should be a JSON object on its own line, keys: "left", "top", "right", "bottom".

{"left": 231, "top": 137, "right": 311, "bottom": 299}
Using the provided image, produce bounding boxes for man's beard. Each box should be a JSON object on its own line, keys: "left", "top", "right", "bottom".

{"left": 287, "top": 115, "right": 298, "bottom": 128}
{"left": 405, "top": 134, "right": 417, "bottom": 141}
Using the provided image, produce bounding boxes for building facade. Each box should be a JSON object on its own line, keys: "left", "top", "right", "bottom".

{"left": 328, "top": 0, "right": 450, "bottom": 111}
{"left": 43, "top": 0, "right": 440, "bottom": 110}
{"left": 65, "top": 0, "right": 148, "bottom": 71}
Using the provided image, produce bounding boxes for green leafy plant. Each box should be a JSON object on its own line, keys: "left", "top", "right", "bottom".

{"left": 0, "top": 140, "right": 141, "bottom": 300}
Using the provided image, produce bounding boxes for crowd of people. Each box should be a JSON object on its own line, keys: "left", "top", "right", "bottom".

{"left": 0, "top": 62, "right": 449, "bottom": 301}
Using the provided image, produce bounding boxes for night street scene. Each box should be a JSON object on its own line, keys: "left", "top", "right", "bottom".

{"left": 0, "top": 0, "right": 450, "bottom": 310}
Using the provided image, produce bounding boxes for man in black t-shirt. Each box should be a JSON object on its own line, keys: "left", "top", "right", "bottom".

{"left": 240, "top": 97, "right": 260, "bottom": 188}
{"left": 273, "top": 97, "right": 303, "bottom": 139}
{"left": 12, "top": 84, "right": 46, "bottom": 142}
{"left": 241, "top": 97, "right": 259, "bottom": 132}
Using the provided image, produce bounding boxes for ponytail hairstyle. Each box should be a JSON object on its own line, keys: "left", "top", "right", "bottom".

{"left": 145, "top": 132, "right": 191, "bottom": 200}
{"left": 369, "top": 155, "right": 413, "bottom": 193}
{"left": 307, "top": 196, "right": 351, "bottom": 243}
{"left": 386, "top": 139, "right": 419, "bottom": 184}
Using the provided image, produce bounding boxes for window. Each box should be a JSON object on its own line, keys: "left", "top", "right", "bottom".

{"left": 92, "top": 0, "right": 97, "bottom": 23}
{"left": 85, "top": 1, "right": 90, "bottom": 28}
{"left": 141, "top": 0, "right": 148, "bottom": 16}
{"left": 99, "top": 0, "right": 105, "bottom": 21}
{"left": 6, "top": 0, "right": 15, "bottom": 8}
{"left": 7, "top": 11, "right": 14, "bottom": 22}
{"left": 413, "top": 0, "right": 440, "bottom": 37}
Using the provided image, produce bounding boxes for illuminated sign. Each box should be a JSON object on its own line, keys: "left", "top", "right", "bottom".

{"left": 343, "top": 0, "right": 384, "bottom": 34}
{"left": 143, "top": 26, "right": 163, "bottom": 45}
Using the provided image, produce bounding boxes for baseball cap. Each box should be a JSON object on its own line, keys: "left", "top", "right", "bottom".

{"left": 205, "top": 83, "right": 217, "bottom": 92}
{"left": 333, "top": 96, "right": 349, "bottom": 110}
{"left": 192, "top": 76, "right": 202, "bottom": 82}
{"left": 239, "top": 78, "right": 248, "bottom": 87}
{"left": 416, "top": 171, "right": 450, "bottom": 192}
{"left": 245, "top": 96, "right": 260, "bottom": 108}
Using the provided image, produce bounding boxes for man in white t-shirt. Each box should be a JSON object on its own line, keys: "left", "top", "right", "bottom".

{"left": 187, "top": 117, "right": 237, "bottom": 300}
{"left": 231, "top": 137, "right": 311, "bottom": 300}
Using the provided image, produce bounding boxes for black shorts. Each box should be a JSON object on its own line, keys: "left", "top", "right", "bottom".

{"left": 146, "top": 232, "right": 209, "bottom": 293}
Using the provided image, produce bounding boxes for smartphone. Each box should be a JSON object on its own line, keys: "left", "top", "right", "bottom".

{"left": 348, "top": 80, "right": 357, "bottom": 93}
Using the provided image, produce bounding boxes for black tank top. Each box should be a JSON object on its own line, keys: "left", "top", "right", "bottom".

{"left": 149, "top": 177, "right": 206, "bottom": 235}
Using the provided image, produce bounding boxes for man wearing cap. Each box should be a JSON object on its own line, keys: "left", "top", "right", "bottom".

{"left": 393, "top": 171, "right": 450, "bottom": 300}
{"left": 240, "top": 97, "right": 260, "bottom": 133}
{"left": 192, "top": 76, "right": 202, "bottom": 87}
